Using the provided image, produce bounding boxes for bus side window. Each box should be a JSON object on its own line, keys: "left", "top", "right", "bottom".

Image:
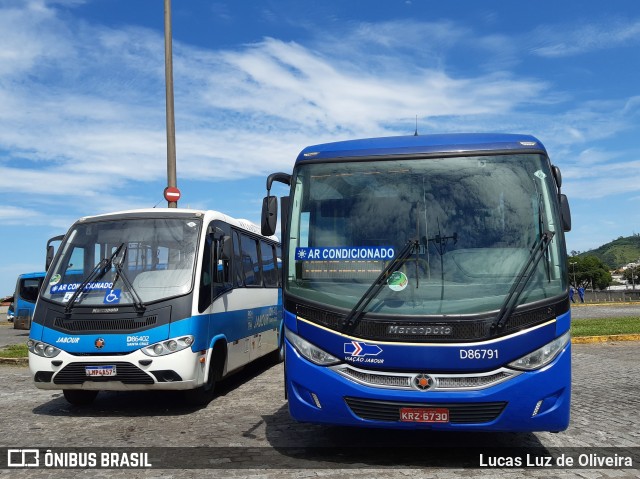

{"left": 240, "top": 234, "right": 261, "bottom": 286}
{"left": 261, "top": 242, "right": 278, "bottom": 287}
{"left": 198, "top": 235, "right": 213, "bottom": 313}
{"left": 215, "top": 236, "right": 230, "bottom": 282}
{"left": 233, "top": 230, "right": 244, "bottom": 287}
{"left": 211, "top": 222, "right": 233, "bottom": 297}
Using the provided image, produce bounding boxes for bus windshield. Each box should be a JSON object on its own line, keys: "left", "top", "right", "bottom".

{"left": 42, "top": 217, "right": 202, "bottom": 307}
{"left": 287, "top": 154, "right": 567, "bottom": 316}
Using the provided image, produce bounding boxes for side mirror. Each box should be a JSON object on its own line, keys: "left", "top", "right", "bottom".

{"left": 45, "top": 234, "right": 64, "bottom": 271}
{"left": 46, "top": 245, "right": 55, "bottom": 271}
{"left": 552, "top": 165, "right": 562, "bottom": 189}
{"left": 559, "top": 194, "right": 571, "bottom": 232}
{"left": 261, "top": 196, "right": 278, "bottom": 236}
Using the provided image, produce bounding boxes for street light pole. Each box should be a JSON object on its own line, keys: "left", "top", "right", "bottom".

{"left": 164, "top": 0, "right": 177, "bottom": 208}
{"left": 569, "top": 262, "right": 577, "bottom": 287}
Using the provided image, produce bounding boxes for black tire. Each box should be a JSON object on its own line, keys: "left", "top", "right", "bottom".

{"left": 184, "top": 354, "right": 220, "bottom": 406}
{"left": 270, "top": 339, "right": 285, "bottom": 364}
{"left": 184, "top": 371, "right": 215, "bottom": 406}
{"left": 63, "top": 389, "right": 98, "bottom": 406}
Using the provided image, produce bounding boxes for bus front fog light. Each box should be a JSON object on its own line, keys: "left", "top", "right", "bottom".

{"left": 532, "top": 400, "right": 543, "bottom": 417}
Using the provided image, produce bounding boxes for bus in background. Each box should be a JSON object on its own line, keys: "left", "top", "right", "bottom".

{"left": 262, "top": 133, "right": 572, "bottom": 432}
{"left": 12, "top": 272, "right": 47, "bottom": 330}
{"left": 11, "top": 235, "right": 63, "bottom": 329}
{"left": 28, "top": 209, "right": 282, "bottom": 406}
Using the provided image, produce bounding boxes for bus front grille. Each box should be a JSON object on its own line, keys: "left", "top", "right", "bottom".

{"left": 53, "top": 315, "right": 157, "bottom": 332}
{"left": 53, "top": 362, "right": 154, "bottom": 385}
{"left": 293, "top": 300, "right": 567, "bottom": 342}
{"left": 344, "top": 397, "right": 506, "bottom": 423}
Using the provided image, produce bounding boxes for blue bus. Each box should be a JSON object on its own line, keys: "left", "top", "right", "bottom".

{"left": 261, "top": 133, "right": 572, "bottom": 431}
{"left": 11, "top": 272, "right": 47, "bottom": 329}
{"left": 29, "top": 209, "right": 282, "bottom": 406}
{"left": 10, "top": 236, "right": 62, "bottom": 327}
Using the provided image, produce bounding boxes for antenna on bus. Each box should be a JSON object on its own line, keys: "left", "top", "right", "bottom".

{"left": 414, "top": 115, "right": 419, "bottom": 136}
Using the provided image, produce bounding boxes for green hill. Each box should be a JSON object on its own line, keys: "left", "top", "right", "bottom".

{"left": 578, "top": 235, "right": 640, "bottom": 270}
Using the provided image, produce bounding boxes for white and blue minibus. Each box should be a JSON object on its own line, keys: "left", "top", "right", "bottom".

{"left": 28, "top": 209, "right": 282, "bottom": 406}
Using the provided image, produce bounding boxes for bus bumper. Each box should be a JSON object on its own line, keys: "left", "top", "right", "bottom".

{"left": 29, "top": 347, "right": 206, "bottom": 391}
{"left": 285, "top": 340, "right": 571, "bottom": 432}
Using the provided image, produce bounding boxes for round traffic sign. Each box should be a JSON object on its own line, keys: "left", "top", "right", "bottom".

{"left": 164, "top": 186, "right": 181, "bottom": 202}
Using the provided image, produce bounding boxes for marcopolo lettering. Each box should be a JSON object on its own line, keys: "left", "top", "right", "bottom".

{"left": 295, "top": 246, "right": 395, "bottom": 261}
{"left": 388, "top": 325, "right": 453, "bottom": 336}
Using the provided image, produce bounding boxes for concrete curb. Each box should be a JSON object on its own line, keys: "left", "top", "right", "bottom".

{"left": 572, "top": 334, "right": 640, "bottom": 344}
{"left": 0, "top": 357, "right": 28, "bottom": 366}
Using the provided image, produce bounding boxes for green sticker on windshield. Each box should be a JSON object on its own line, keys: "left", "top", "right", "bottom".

{"left": 49, "top": 274, "right": 61, "bottom": 285}
{"left": 387, "top": 271, "right": 408, "bottom": 292}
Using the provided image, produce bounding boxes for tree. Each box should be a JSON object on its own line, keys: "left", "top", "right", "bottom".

{"left": 623, "top": 266, "right": 639, "bottom": 289}
{"left": 567, "top": 255, "right": 612, "bottom": 290}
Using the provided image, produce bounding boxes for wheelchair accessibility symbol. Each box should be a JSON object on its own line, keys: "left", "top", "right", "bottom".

{"left": 103, "top": 289, "right": 121, "bottom": 304}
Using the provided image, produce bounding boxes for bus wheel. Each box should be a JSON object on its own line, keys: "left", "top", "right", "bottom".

{"left": 63, "top": 390, "right": 98, "bottom": 406}
{"left": 270, "top": 340, "right": 285, "bottom": 364}
{"left": 184, "top": 350, "right": 222, "bottom": 406}
{"left": 185, "top": 366, "right": 216, "bottom": 406}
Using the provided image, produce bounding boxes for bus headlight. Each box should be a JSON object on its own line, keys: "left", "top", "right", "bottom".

{"left": 285, "top": 328, "right": 340, "bottom": 366}
{"left": 27, "top": 340, "right": 61, "bottom": 358}
{"left": 142, "top": 336, "right": 195, "bottom": 357}
{"left": 508, "top": 331, "right": 570, "bottom": 371}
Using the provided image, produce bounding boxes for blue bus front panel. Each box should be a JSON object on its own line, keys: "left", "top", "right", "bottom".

{"left": 28, "top": 301, "right": 282, "bottom": 392}
{"left": 285, "top": 313, "right": 571, "bottom": 431}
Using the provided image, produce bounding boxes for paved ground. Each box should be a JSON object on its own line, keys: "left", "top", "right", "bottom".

{"left": 0, "top": 339, "right": 638, "bottom": 477}
{"left": 1, "top": 304, "right": 638, "bottom": 477}
{"left": 0, "top": 323, "right": 30, "bottom": 349}
{"left": 570, "top": 303, "right": 640, "bottom": 320}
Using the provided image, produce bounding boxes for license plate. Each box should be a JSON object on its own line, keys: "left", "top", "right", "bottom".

{"left": 85, "top": 365, "right": 117, "bottom": 377}
{"left": 400, "top": 407, "right": 449, "bottom": 423}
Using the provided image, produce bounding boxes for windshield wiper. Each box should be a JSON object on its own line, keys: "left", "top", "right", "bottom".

{"left": 536, "top": 193, "right": 552, "bottom": 282}
{"left": 64, "top": 243, "right": 126, "bottom": 314}
{"left": 490, "top": 231, "right": 555, "bottom": 335}
{"left": 111, "top": 246, "right": 146, "bottom": 313}
{"left": 341, "top": 239, "right": 419, "bottom": 334}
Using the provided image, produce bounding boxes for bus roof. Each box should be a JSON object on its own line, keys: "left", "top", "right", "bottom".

{"left": 296, "top": 133, "right": 547, "bottom": 162}
{"left": 17, "top": 272, "right": 47, "bottom": 279}
{"left": 73, "top": 209, "right": 277, "bottom": 242}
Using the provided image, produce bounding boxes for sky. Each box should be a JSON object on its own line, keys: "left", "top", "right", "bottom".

{"left": 1, "top": 0, "right": 640, "bottom": 295}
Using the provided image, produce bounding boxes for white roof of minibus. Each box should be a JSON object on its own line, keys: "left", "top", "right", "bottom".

{"left": 76, "top": 208, "right": 278, "bottom": 242}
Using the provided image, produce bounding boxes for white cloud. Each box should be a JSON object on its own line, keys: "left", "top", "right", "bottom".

{"left": 531, "top": 19, "right": 640, "bottom": 58}
{"left": 0, "top": 0, "right": 639, "bottom": 241}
